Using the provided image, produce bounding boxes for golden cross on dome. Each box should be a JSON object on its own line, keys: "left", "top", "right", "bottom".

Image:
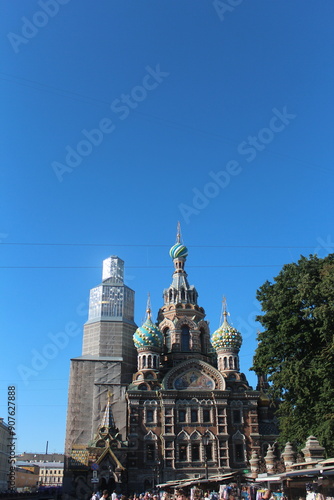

{"left": 223, "top": 296, "right": 227, "bottom": 316}
{"left": 219, "top": 296, "right": 228, "bottom": 325}
{"left": 146, "top": 292, "right": 152, "bottom": 319}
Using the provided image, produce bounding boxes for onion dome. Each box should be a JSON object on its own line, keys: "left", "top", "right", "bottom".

{"left": 133, "top": 299, "right": 163, "bottom": 349}
{"left": 211, "top": 310, "right": 242, "bottom": 350}
{"left": 169, "top": 243, "right": 188, "bottom": 260}
{"left": 258, "top": 392, "right": 271, "bottom": 407}
{"left": 169, "top": 221, "right": 188, "bottom": 260}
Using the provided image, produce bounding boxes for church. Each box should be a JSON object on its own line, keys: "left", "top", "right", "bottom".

{"left": 63, "top": 228, "right": 278, "bottom": 499}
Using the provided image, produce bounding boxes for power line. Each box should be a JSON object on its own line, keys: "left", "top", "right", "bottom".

{"left": 0, "top": 242, "right": 319, "bottom": 248}
{"left": 0, "top": 264, "right": 285, "bottom": 269}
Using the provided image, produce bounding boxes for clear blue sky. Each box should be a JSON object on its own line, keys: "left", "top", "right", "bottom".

{"left": 1, "top": 0, "right": 333, "bottom": 454}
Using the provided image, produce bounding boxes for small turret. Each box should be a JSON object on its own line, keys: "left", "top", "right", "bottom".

{"left": 162, "top": 222, "right": 198, "bottom": 307}
{"left": 133, "top": 296, "right": 163, "bottom": 351}
{"left": 282, "top": 442, "right": 296, "bottom": 471}
{"left": 211, "top": 298, "right": 242, "bottom": 373}
{"left": 133, "top": 295, "right": 163, "bottom": 370}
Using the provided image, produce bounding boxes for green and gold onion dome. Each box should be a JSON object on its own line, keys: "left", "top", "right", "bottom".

{"left": 169, "top": 243, "right": 188, "bottom": 260}
{"left": 211, "top": 312, "right": 242, "bottom": 350}
{"left": 133, "top": 308, "right": 163, "bottom": 349}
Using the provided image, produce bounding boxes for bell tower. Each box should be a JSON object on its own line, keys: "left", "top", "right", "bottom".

{"left": 65, "top": 256, "right": 137, "bottom": 482}
{"left": 158, "top": 223, "right": 211, "bottom": 366}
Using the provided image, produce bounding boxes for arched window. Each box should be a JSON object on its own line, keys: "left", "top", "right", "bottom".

{"left": 146, "top": 409, "right": 154, "bottom": 423}
{"left": 191, "top": 443, "right": 200, "bottom": 461}
{"left": 143, "top": 355, "right": 146, "bottom": 367}
{"left": 235, "top": 443, "right": 244, "bottom": 462}
{"left": 179, "top": 444, "right": 188, "bottom": 461}
{"left": 148, "top": 355, "right": 152, "bottom": 368}
{"left": 181, "top": 325, "right": 190, "bottom": 351}
{"left": 232, "top": 431, "right": 245, "bottom": 463}
{"left": 153, "top": 356, "right": 157, "bottom": 368}
{"left": 224, "top": 357, "right": 227, "bottom": 369}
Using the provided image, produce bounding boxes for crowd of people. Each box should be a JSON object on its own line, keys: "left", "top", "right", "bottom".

{"left": 90, "top": 489, "right": 228, "bottom": 500}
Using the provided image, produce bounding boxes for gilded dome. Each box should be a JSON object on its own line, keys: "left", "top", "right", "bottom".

{"left": 211, "top": 312, "right": 242, "bottom": 350}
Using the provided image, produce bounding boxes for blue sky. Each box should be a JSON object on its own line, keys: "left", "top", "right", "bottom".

{"left": 1, "top": 0, "right": 333, "bottom": 454}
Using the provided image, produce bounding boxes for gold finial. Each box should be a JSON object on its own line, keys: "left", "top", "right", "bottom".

{"left": 176, "top": 221, "right": 181, "bottom": 244}
{"left": 223, "top": 296, "right": 227, "bottom": 317}
{"left": 107, "top": 390, "right": 113, "bottom": 404}
{"left": 146, "top": 292, "right": 151, "bottom": 319}
{"left": 220, "top": 296, "right": 228, "bottom": 325}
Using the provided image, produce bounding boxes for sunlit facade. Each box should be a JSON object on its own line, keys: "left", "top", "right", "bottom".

{"left": 64, "top": 233, "right": 278, "bottom": 498}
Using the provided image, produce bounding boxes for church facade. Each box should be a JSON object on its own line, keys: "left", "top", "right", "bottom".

{"left": 64, "top": 230, "right": 278, "bottom": 499}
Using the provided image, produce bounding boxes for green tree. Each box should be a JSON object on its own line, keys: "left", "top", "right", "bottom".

{"left": 252, "top": 254, "right": 334, "bottom": 456}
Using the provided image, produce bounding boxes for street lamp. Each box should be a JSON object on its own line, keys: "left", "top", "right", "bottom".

{"left": 202, "top": 434, "right": 209, "bottom": 480}
{"left": 154, "top": 459, "right": 161, "bottom": 489}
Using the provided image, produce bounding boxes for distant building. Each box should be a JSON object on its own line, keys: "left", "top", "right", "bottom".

{"left": 64, "top": 229, "right": 279, "bottom": 498}
{"left": 16, "top": 460, "right": 64, "bottom": 488}
{"left": 0, "top": 417, "right": 10, "bottom": 490}
{"left": 34, "top": 461, "right": 64, "bottom": 487}
{"left": 14, "top": 463, "right": 39, "bottom": 492}
{"left": 16, "top": 453, "right": 64, "bottom": 489}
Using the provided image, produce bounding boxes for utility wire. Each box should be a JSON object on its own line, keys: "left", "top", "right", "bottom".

{"left": 0, "top": 242, "right": 320, "bottom": 248}
{"left": 0, "top": 264, "right": 286, "bottom": 269}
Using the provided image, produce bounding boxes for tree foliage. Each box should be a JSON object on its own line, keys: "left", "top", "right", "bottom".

{"left": 252, "top": 254, "right": 334, "bottom": 456}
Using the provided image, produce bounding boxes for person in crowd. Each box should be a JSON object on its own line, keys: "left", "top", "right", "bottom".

{"left": 176, "top": 490, "right": 188, "bottom": 500}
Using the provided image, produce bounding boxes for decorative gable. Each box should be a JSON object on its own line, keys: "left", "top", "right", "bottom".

{"left": 162, "top": 359, "right": 225, "bottom": 390}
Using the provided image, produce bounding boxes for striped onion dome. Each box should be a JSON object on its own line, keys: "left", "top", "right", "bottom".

{"left": 169, "top": 243, "right": 188, "bottom": 260}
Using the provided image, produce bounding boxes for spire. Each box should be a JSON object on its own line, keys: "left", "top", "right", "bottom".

{"left": 223, "top": 296, "right": 227, "bottom": 317}
{"left": 164, "top": 225, "right": 197, "bottom": 306}
{"left": 99, "top": 390, "right": 115, "bottom": 431}
{"left": 169, "top": 223, "right": 188, "bottom": 261}
{"left": 146, "top": 293, "right": 151, "bottom": 320}
{"left": 176, "top": 221, "right": 181, "bottom": 244}
{"left": 220, "top": 296, "right": 228, "bottom": 325}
